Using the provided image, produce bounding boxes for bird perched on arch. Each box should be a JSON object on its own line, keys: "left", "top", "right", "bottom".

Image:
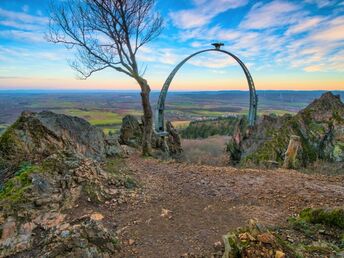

{"left": 212, "top": 43, "right": 224, "bottom": 49}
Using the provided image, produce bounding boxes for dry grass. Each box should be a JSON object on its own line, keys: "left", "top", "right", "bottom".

{"left": 182, "top": 135, "right": 229, "bottom": 166}
{"left": 172, "top": 120, "right": 190, "bottom": 130}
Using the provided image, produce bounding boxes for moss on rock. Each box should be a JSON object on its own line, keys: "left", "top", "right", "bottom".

{"left": 0, "top": 163, "right": 41, "bottom": 204}
{"left": 299, "top": 208, "right": 344, "bottom": 229}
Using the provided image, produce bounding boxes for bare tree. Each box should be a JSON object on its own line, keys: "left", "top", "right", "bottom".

{"left": 47, "top": 0, "right": 163, "bottom": 155}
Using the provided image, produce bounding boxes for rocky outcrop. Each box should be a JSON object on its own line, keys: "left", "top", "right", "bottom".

{"left": 0, "top": 111, "right": 122, "bottom": 182}
{"left": 283, "top": 135, "right": 303, "bottom": 169}
{"left": 0, "top": 151, "right": 128, "bottom": 257}
{"left": 165, "top": 121, "right": 183, "bottom": 156}
{"left": 220, "top": 209, "right": 344, "bottom": 258}
{"left": 119, "top": 115, "right": 183, "bottom": 157}
{"left": 119, "top": 115, "right": 143, "bottom": 147}
{"left": 227, "top": 92, "right": 344, "bottom": 169}
{"left": 0, "top": 111, "right": 129, "bottom": 256}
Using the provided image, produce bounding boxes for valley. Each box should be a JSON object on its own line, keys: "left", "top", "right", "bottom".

{"left": 1, "top": 90, "right": 342, "bottom": 136}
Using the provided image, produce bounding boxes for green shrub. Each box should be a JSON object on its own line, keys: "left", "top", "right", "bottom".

{"left": 300, "top": 208, "right": 344, "bottom": 229}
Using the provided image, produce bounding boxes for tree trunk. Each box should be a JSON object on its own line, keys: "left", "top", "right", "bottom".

{"left": 137, "top": 78, "right": 153, "bottom": 156}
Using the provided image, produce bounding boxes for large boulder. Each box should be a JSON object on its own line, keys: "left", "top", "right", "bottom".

{"left": 228, "top": 92, "right": 344, "bottom": 168}
{"left": 0, "top": 111, "right": 122, "bottom": 182}
{"left": 119, "top": 115, "right": 143, "bottom": 147}
{"left": 165, "top": 121, "right": 183, "bottom": 156}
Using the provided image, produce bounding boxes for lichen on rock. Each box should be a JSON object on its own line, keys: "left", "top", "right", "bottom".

{"left": 0, "top": 111, "right": 123, "bottom": 182}
{"left": 119, "top": 114, "right": 183, "bottom": 157}
{"left": 227, "top": 92, "right": 344, "bottom": 170}
{"left": 0, "top": 111, "right": 128, "bottom": 257}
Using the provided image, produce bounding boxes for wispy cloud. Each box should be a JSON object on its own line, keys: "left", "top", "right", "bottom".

{"left": 239, "top": 1, "right": 302, "bottom": 30}
{"left": 0, "top": 7, "right": 48, "bottom": 26}
{"left": 0, "top": 7, "right": 48, "bottom": 42}
{"left": 285, "top": 16, "right": 325, "bottom": 35}
{"left": 169, "top": 0, "right": 248, "bottom": 29}
{"left": 0, "top": 30, "right": 45, "bottom": 43}
{"left": 170, "top": 0, "right": 344, "bottom": 73}
{"left": 305, "top": 0, "right": 339, "bottom": 8}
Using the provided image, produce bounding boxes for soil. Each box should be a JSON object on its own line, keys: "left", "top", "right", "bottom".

{"left": 97, "top": 154, "right": 343, "bottom": 258}
{"left": 62, "top": 153, "right": 344, "bottom": 257}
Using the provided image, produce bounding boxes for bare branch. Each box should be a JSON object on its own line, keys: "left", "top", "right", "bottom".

{"left": 47, "top": 0, "right": 163, "bottom": 81}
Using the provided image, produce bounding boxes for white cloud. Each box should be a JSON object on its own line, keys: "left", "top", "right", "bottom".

{"left": 0, "top": 7, "right": 48, "bottom": 42}
{"left": 305, "top": 0, "right": 339, "bottom": 8}
{"left": 0, "top": 20, "right": 42, "bottom": 31}
{"left": 170, "top": 0, "right": 248, "bottom": 29}
{"left": 239, "top": 1, "right": 302, "bottom": 30}
{"left": 189, "top": 53, "right": 236, "bottom": 68}
{"left": 0, "top": 8, "right": 48, "bottom": 25}
{"left": 309, "top": 16, "right": 344, "bottom": 41}
{"left": 0, "top": 46, "right": 68, "bottom": 63}
{"left": 0, "top": 30, "right": 45, "bottom": 43}
{"left": 304, "top": 65, "right": 323, "bottom": 72}
{"left": 286, "top": 16, "right": 325, "bottom": 35}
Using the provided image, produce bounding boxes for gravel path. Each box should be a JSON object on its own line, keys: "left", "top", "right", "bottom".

{"left": 112, "top": 155, "right": 344, "bottom": 257}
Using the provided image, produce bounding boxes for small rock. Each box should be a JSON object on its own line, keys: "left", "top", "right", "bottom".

{"left": 160, "top": 208, "right": 172, "bottom": 219}
{"left": 275, "top": 250, "right": 285, "bottom": 258}
{"left": 60, "top": 230, "right": 70, "bottom": 238}
{"left": 257, "top": 233, "right": 275, "bottom": 244}
{"left": 213, "top": 241, "right": 223, "bottom": 252}
{"left": 128, "top": 239, "right": 135, "bottom": 246}
{"left": 239, "top": 232, "right": 256, "bottom": 242}
{"left": 90, "top": 213, "right": 104, "bottom": 221}
{"left": 1, "top": 217, "right": 16, "bottom": 240}
{"left": 58, "top": 223, "right": 70, "bottom": 231}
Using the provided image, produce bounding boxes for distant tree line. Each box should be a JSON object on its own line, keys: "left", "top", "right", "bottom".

{"left": 181, "top": 116, "right": 247, "bottom": 139}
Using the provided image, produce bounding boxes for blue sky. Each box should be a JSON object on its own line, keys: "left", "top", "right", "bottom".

{"left": 0, "top": 0, "right": 344, "bottom": 90}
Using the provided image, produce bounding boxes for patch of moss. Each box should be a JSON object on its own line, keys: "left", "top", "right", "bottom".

{"left": 82, "top": 183, "right": 104, "bottom": 204}
{"left": 242, "top": 127, "right": 290, "bottom": 166}
{"left": 333, "top": 143, "right": 344, "bottom": 161}
{"left": 0, "top": 126, "right": 23, "bottom": 157}
{"left": 104, "top": 158, "right": 125, "bottom": 175}
{"left": 103, "top": 158, "right": 138, "bottom": 189}
{"left": 0, "top": 163, "right": 40, "bottom": 204}
{"left": 123, "top": 176, "right": 137, "bottom": 189}
{"left": 299, "top": 208, "right": 344, "bottom": 229}
{"left": 333, "top": 111, "right": 344, "bottom": 123}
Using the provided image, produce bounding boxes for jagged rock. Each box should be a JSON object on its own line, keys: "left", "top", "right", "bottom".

{"left": 0, "top": 111, "right": 123, "bottom": 182}
{"left": 227, "top": 92, "right": 344, "bottom": 169}
{"left": 0, "top": 111, "right": 131, "bottom": 257}
{"left": 119, "top": 115, "right": 183, "bottom": 157}
{"left": 283, "top": 135, "right": 303, "bottom": 169}
{"left": 165, "top": 121, "right": 183, "bottom": 156}
{"left": 0, "top": 151, "right": 125, "bottom": 257}
{"left": 227, "top": 117, "right": 246, "bottom": 165}
{"left": 119, "top": 115, "right": 143, "bottom": 147}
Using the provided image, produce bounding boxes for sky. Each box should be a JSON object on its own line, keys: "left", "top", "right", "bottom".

{"left": 0, "top": 0, "right": 344, "bottom": 91}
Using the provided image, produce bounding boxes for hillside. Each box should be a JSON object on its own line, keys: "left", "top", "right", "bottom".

{"left": 181, "top": 116, "right": 244, "bottom": 139}
{"left": 0, "top": 109, "right": 343, "bottom": 257}
{"left": 228, "top": 92, "right": 344, "bottom": 169}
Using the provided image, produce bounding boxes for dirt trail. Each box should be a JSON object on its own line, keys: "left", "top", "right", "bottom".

{"left": 109, "top": 155, "right": 344, "bottom": 257}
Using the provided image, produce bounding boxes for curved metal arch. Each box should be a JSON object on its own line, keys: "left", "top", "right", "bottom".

{"left": 155, "top": 48, "right": 258, "bottom": 135}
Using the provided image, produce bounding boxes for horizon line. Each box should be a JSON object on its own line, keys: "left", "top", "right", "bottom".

{"left": 0, "top": 89, "right": 343, "bottom": 93}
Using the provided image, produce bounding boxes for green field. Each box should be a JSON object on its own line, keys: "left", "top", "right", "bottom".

{"left": 56, "top": 109, "right": 122, "bottom": 126}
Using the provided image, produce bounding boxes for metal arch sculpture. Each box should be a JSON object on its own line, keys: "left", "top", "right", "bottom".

{"left": 155, "top": 44, "right": 258, "bottom": 135}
